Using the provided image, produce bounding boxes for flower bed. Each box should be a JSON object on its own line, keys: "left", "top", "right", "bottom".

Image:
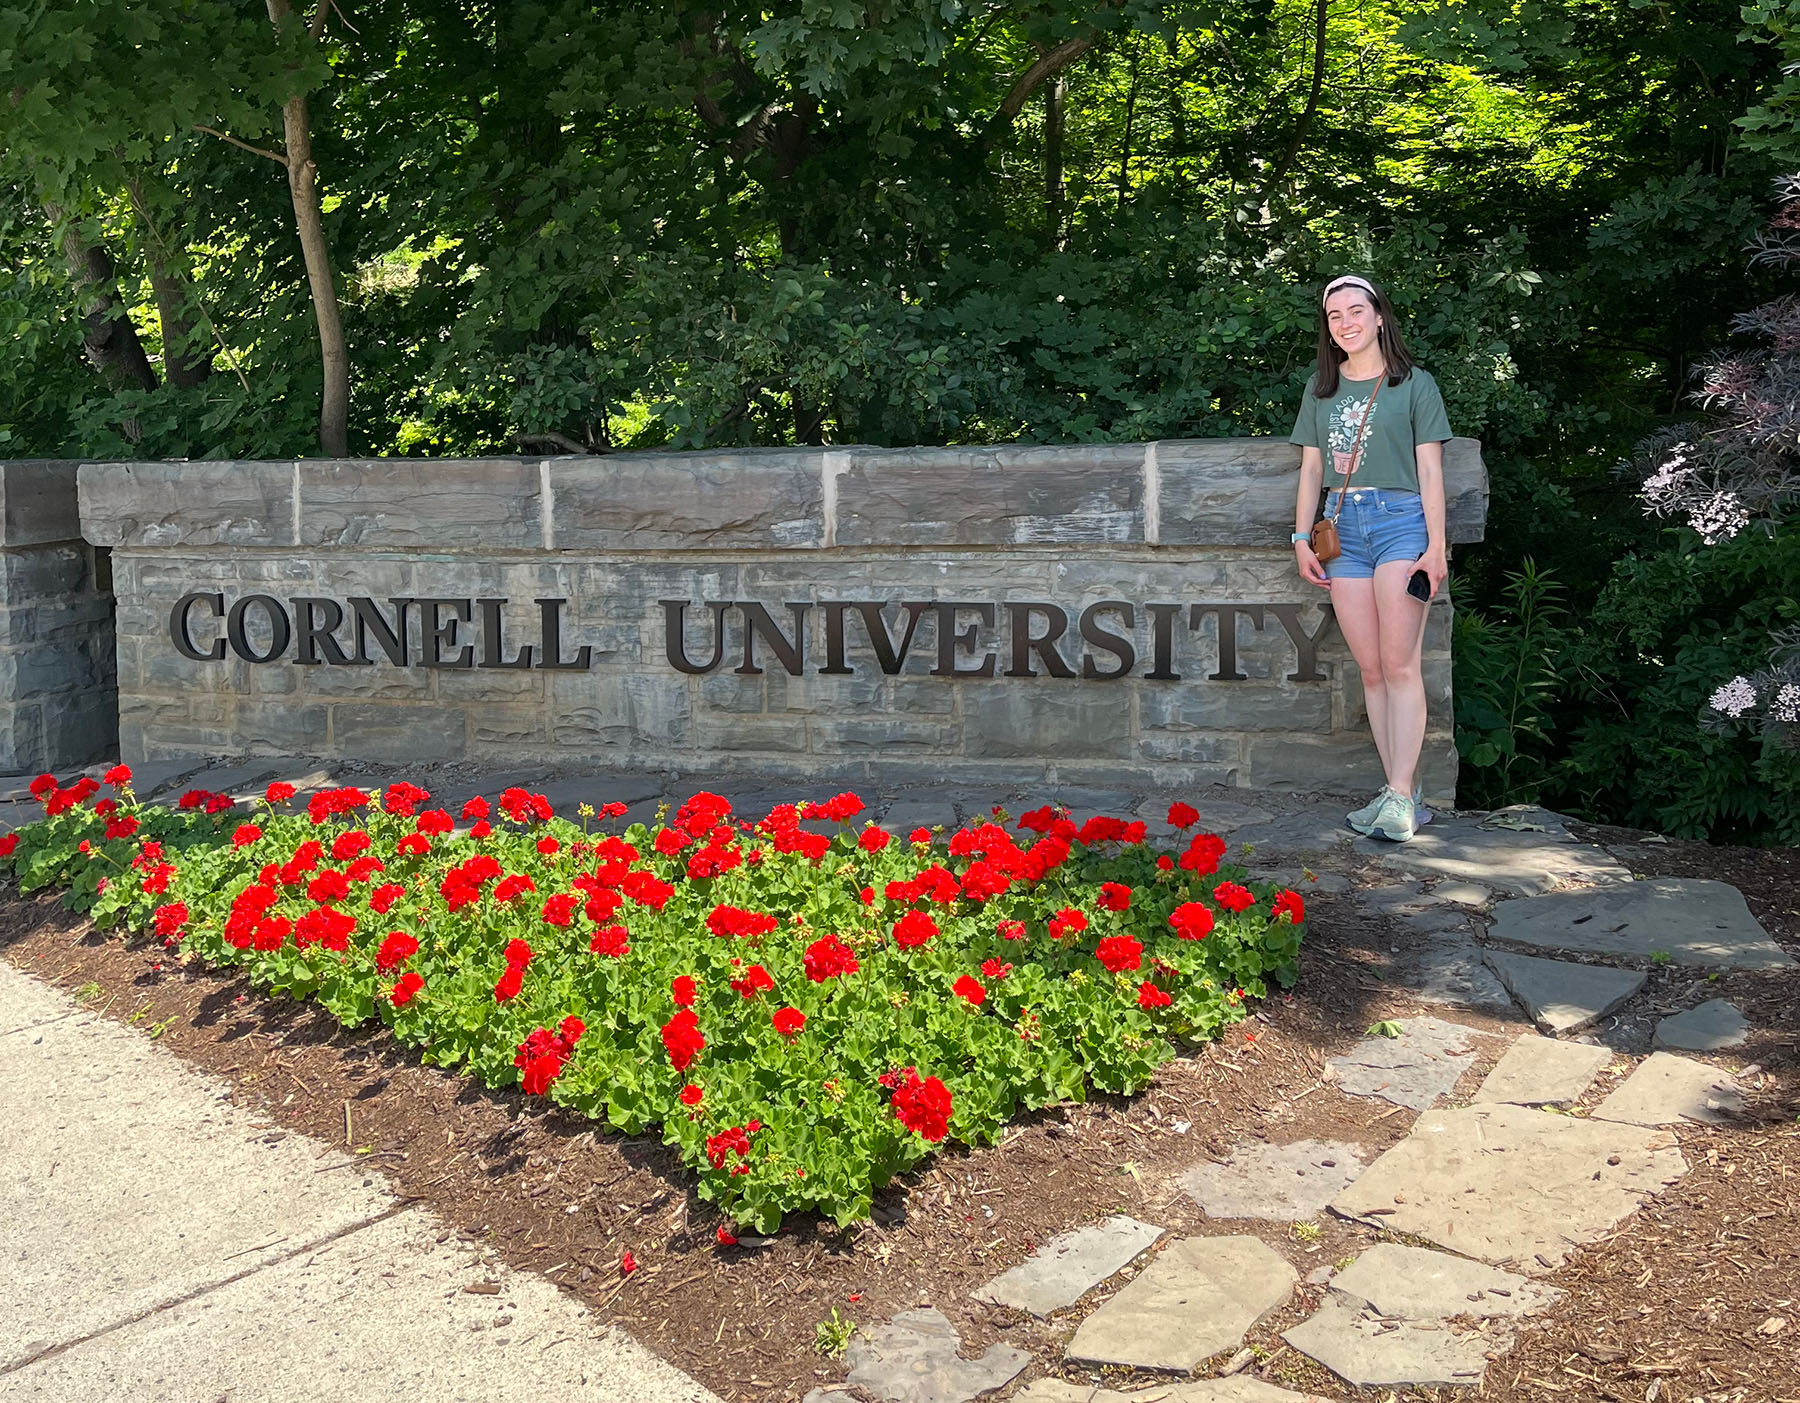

{"left": 2, "top": 770, "right": 1305, "bottom": 1230}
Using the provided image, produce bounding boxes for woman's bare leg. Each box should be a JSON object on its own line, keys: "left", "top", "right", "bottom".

{"left": 1372, "top": 560, "right": 1430, "bottom": 795}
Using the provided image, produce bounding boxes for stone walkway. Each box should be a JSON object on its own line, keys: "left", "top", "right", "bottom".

{"left": 2, "top": 760, "right": 1787, "bottom": 1402}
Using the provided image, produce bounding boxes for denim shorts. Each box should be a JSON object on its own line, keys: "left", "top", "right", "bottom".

{"left": 1322, "top": 488, "right": 1428, "bottom": 580}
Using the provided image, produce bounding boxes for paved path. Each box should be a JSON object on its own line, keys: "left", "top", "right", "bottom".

{"left": 0, "top": 958, "right": 720, "bottom": 1403}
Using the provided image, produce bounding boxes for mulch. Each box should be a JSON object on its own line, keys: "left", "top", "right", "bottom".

{"left": 2, "top": 821, "right": 1796, "bottom": 1403}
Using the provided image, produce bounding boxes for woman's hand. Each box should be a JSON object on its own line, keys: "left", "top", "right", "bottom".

{"left": 1296, "top": 541, "right": 1331, "bottom": 588}
{"left": 1414, "top": 543, "right": 1449, "bottom": 599}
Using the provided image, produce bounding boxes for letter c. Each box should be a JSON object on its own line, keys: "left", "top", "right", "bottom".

{"left": 169, "top": 592, "right": 226, "bottom": 661}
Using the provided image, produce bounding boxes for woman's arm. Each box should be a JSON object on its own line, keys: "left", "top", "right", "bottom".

{"left": 1294, "top": 445, "right": 1329, "bottom": 588}
{"left": 1414, "top": 439, "right": 1449, "bottom": 598}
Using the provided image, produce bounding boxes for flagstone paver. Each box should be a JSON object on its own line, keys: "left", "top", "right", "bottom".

{"left": 1654, "top": 999, "right": 1750, "bottom": 1051}
{"left": 844, "top": 1307, "right": 1031, "bottom": 1403}
{"left": 1328, "top": 1243, "right": 1563, "bottom": 1319}
{"left": 1181, "top": 1139, "right": 1368, "bottom": 1220}
{"left": 1064, "top": 1236, "right": 1297, "bottom": 1372}
{"left": 1326, "top": 1016, "right": 1482, "bottom": 1111}
{"left": 1481, "top": 950, "right": 1647, "bottom": 1036}
{"left": 1282, "top": 1291, "right": 1494, "bottom": 1388}
{"left": 1472, "top": 1034, "right": 1613, "bottom": 1106}
{"left": 1230, "top": 807, "right": 1359, "bottom": 855}
{"left": 1329, "top": 1103, "right": 1689, "bottom": 1272}
{"left": 1431, "top": 881, "right": 1496, "bottom": 908}
{"left": 1350, "top": 813, "right": 1634, "bottom": 897}
{"left": 1247, "top": 867, "right": 1352, "bottom": 896}
{"left": 1592, "top": 1051, "right": 1745, "bottom": 1126}
{"left": 1386, "top": 934, "right": 1515, "bottom": 1014}
{"left": 1017, "top": 1378, "right": 1332, "bottom": 1402}
{"left": 1488, "top": 878, "right": 1794, "bottom": 969}
{"left": 972, "top": 1216, "right": 1164, "bottom": 1317}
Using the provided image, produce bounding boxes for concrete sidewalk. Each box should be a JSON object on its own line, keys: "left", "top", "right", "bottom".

{"left": 0, "top": 957, "right": 722, "bottom": 1403}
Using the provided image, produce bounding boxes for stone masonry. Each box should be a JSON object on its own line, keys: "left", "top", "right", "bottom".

{"left": 0, "top": 460, "right": 117, "bottom": 771}
{"left": 78, "top": 439, "right": 1486, "bottom": 796}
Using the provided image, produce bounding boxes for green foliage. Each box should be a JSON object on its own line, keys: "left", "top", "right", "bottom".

{"left": 1453, "top": 560, "right": 1570, "bottom": 809}
{"left": 5, "top": 776, "right": 1306, "bottom": 1231}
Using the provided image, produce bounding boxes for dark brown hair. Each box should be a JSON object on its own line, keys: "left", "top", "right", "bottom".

{"left": 1312, "top": 275, "right": 1416, "bottom": 397}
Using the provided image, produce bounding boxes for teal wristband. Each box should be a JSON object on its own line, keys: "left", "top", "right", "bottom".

{"left": 1289, "top": 532, "right": 1310, "bottom": 544}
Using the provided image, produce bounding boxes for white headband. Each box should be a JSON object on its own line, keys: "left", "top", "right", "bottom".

{"left": 1322, "top": 275, "right": 1377, "bottom": 304}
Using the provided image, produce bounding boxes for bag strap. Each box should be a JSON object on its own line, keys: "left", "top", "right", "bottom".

{"left": 1327, "top": 373, "right": 1384, "bottom": 521}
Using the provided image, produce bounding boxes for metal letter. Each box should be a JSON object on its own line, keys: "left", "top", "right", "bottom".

{"left": 293, "top": 597, "right": 354, "bottom": 666}
{"left": 535, "top": 598, "right": 592, "bottom": 670}
{"left": 930, "top": 602, "right": 996, "bottom": 678}
{"left": 1265, "top": 602, "right": 1336, "bottom": 682}
{"left": 225, "top": 594, "right": 292, "bottom": 664}
{"left": 419, "top": 599, "right": 475, "bottom": 669}
{"left": 1189, "top": 603, "right": 1264, "bottom": 681}
{"left": 1004, "top": 603, "right": 1077, "bottom": 678}
{"left": 349, "top": 597, "right": 409, "bottom": 666}
{"left": 478, "top": 598, "right": 535, "bottom": 669}
{"left": 734, "top": 602, "right": 809, "bottom": 676}
{"left": 169, "top": 591, "right": 225, "bottom": 662}
{"left": 1143, "top": 602, "right": 1182, "bottom": 680}
{"left": 1079, "top": 601, "right": 1136, "bottom": 679}
{"left": 661, "top": 600, "right": 729, "bottom": 674}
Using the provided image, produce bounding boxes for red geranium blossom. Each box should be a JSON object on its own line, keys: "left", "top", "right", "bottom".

{"left": 1167, "top": 801, "right": 1199, "bottom": 828}
{"left": 589, "top": 923, "right": 630, "bottom": 957}
{"left": 672, "top": 975, "right": 698, "bottom": 1007}
{"left": 537, "top": 835, "right": 561, "bottom": 856}
{"left": 1169, "top": 902, "right": 1215, "bottom": 941}
{"left": 951, "top": 974, "right": 986, "bottom": 1007}
{"left": 541, "top": 893, "right": 578, "bottom": 926}
{"left": 892, "top": 910, "right": 939, "bottom": 949}
{"left": 980, "top": 958, "right": 1013, "bottom": 981}
{"left": 908, "top": 827, "right": 931, "bottom": 845}
{"left": 1138, "top": 981, "right": 1172, "bottom": 1009}
{"left": 265, "top": 781, "right": 297, "bottom": 804}
{"left": 416, "top": 808, "right": 454, "bottom": 836}
{"left": 382, "top": 781, "right": 431, "bottom": 816}
{"left": 1097, "top": 882, "right": 1133, "bottom": 911}
{"left": 803, "top": 934, "right": 859, "bottom": 982}
{"left": 1156, "top": 855, "right": 1175, "bottom": 872}
{"left": 394, "top": 833, "right": 430, "bottom": 857}
{"left": 493, "top": 966, "right": 524, "bottom": 1002}
{"left": 707, "top": 904, "right": 779, "bottom": 939}
{"left": 331, "top": 830, "right": 372, "bottom": 862}
{"left": 680, "top": 1083, "right": 703, "bottom": 1106}
{"left": 104, "top": 763, "right": 132, "bottom": 788}
{"left": 1179, "top": 831, "right": 1228, "bottom": 876}
{"left": 1212, "top": 881, "right": 1256, "bottom": 913}
{"left": 621, "top": 871, "right": 674, "bottom": 910}
{"left": 661, "top": 1010, "right": 705, "bottom": 1071}
{"left": 858, "top": 826, "right": 891, "bottom": 853}
{"left": 370, "top": 882, "right": 406, "bottom": 914}
{"left": 306, "top": 869, "right": 351, "bottom": 904}
{"left": 152, "top": 902, "right": 189, "bottom": 937}
{"left": 375, "top": 931, "right": 420, "bottom": 971}
{"left": 230, "top": 823, "right": 263, "bottom": 849}
{"left": 1047, "top": 907, "right": 1088, "bottom": 939}
{"left": 390, "top": 971, "right": 424, "bottom": 1006}
{"left": 997, "top": 919, "right": 1026, "bottom": 940}
{"left": 1272, "top": 889, "right": 1306, "bottom": 924}
{"left": 729, "top": 964, "right": 775, "bottom": 998}
{"left": 716, "top": 1225, "right": 738, "bottom": 1246}
{"left": 772, "top": 1006, "right": 806, "bottom": 1038}
{"left": 1094, "top": 934, "right": 1143, "bottom": 973}
{"left": 889, "top": 1068, "right": 953, "bottom": 1142}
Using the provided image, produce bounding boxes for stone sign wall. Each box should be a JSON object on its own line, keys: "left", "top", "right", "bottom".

{"left": 77, "top": 439, "right": 1486, "bottom": 799}
{"left": 0, "top": 460, "right": 117, "bottom": 772}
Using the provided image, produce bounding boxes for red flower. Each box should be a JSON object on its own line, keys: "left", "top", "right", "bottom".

{"left": 707, "top": 904, "right": 779, "bottom": 939}
{"left": 382, "top": 781, "right": 431, "bottom": 816}
{"left": 621, "top": 871, "right": 674, "bottom": 910}
{"left": 104, "top": 815, "right": 140, "bottom": 840}
{"left": 541, "top": 893, "right": 578, "bottom": 927}
{"left": 232, "top": 823, "right": 262, "bottom": 848}
{"left": 730, "top": 964, "right": 775, "bottom": 999}
{"left": 1212, "top": 881, "right": 1256, "bottom": 913}
{"left": 859, "top": 885, "right": 876, "bottom": 906}
{"left": 997, "top": 919, "right": 1026, "bottom": 940}
{"left": 370, "top": 882, "right": 405, "bottom": 914}
{"left": 502, "top": 937, "right": 533, "bottom": 969}
{"left": 331, "top": 830, "right": 372, "bottom": 862}
{"left": 494, "top": 873, "right": 537, "bottom": 902}
{"left": 705, "top": 1123, "right": 754, "bottom": 1170}
{"left": 858, "top": 826, "right": 892, "bottom": 853}
{"left": 680, "top": 1083, "right": 703, "bottom": 1106}
{"left": 153, "top": 902, "right": 189, "bottom": 937}
{"left": 29, "top": 773, "right": 56, "bottom": 799}
{"left": 588, "top": 922, "right": 630, "bottom": 957}
{"left": 296, "top": 905, "right": 356, "bottom": 952}
{"left": 772, "top": 1006, "right": 806, "bottom": 1038}
{"left": 470, "top": 819, "right": 493, "bottom": 839}
{"left": 265, "top": 781, "right": 297, "bottom": 804}
{"left": 1272, "top": 889, "right": 1306, "bottom": 924}
{"left": 494, "top": 966, "right": 525, "bottom": 1002}
{"left": 1169, "top": 902, "right": 1215, "bottom": 941}
{"left": 890, "top": 1069, "right": 953, "bottom": 1142}
{"left": 537, "top": 835, "right": 561, "bottom": 856}
{"left": 1167, "top": 801, "right": 1199, "bottom": 829}
{"left": 716, "top": 1226, "right": 738, "bottom": 1246}
{"left": 178, "top": 789, "right": 209, "bottom": 810}
{"left": 661, "top": 1010, "right": 705, "bottom": 1071}
{"left": 375, "top": 931, "right": 420, "bottom": 971}
{"left": 0, "top": 833, "right": 18, "bottom": 858}
{"left": 671, "top": 975, "right": 698, "bottom": 1007}
{"left": 1047, "top": 907, "right": 1088, "bottom": 939}
{"left": 1138, "top": 981, "right": 1172, "bottom": 1009}
{"left": 461, "top": 795, "right": 490, "bottom": 821}
{"left": 908, "top": 827, "right": 931, "bottom": 845}
{"left": 253, "top": 916, "right": 290, "bottom": 951}
{"left": 619, "top": 1251, "right": 638, "bottom": 1275}
{"left": 951, "top": 974, "right": 986, "bottom": 1007}
{"left": 394, "top": 833, "right": 429, "bottom": 857}
{"left": 307, "top": 870, "right": 351, "bottom": 904}
{"left": 1097, "top": 882, "right": 1133, "bottom": 912}
{"left": 390, "top": 972, "right": 424, "bottom": 1006}
{"left": 1179, "top": 832, "right": 1228, "bottom": 876}
{"left": 1156, "top": 855, "right": 1175, "bottom": 872}
{"left": 892, "top": 910, "right": 939, "bottom": 949}
{"left": 104, "top": 763, "right": 132, "bottom": 787}
{"left": 514, "top": 1018, "right": 584, "bottom": 1095}
{"left": 415, "top": 808, "right": 453, "bottom": 837}
{"left": 980, "top": 958, "right": 1013, "bottom": 981}
{"left": 803, "top": 791, "right": 865, "bottom": 823}
{"left": 803, "top": 934, "right": 859, "bottom": 982}
{"left": 1094, "top": 934, "right": 1143, "bottom": 973}
{"left": 306, "top": 786, "right": 370, "bottom": 825}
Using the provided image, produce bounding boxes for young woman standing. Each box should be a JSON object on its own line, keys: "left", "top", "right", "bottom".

{"left": 1289, "top": 275, "right": 1453, "bottom": 842}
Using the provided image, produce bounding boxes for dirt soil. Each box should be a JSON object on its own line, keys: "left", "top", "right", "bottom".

{"left": 2, "top": 821, "right": 1796, "bottom": 1403}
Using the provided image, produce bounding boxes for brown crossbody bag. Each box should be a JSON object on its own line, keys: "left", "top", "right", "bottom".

{"left": 1307, "top": 374, "right": 1383, "bottom": 564}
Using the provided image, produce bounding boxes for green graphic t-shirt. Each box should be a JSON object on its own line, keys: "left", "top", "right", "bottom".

{"left": 1288, "top": 366, "right": 1454, "bottom": 492}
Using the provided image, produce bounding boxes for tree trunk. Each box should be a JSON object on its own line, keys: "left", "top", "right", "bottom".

{"left": 44, "top": 203, "right": 158, "bottom": 395}
{"left": 1117, "top": 44, "right": 1140, "bottom": 209}
{"left": 1045, "top": 76, "right": 1067, "bottom": 247}
{"left": 267, "top": 0, "right": 349, "bottom": 457}
{"left": 1257, "top": 0, "right": 1330, "bottom": 207}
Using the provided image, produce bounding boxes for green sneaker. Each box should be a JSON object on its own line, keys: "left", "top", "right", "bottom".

{"left": 1347, "top": 787, "right": 1393, "bottom": 834}
{"left": 1368, "top": 791, "right": 1416, "bottom": 843}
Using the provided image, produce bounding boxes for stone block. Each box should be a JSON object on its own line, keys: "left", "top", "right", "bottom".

{"left": 1654, "top": 999, "right": 1750, "bottom": 1051}
{"left": 810, "top": 717, "right": 962, "bottom": 753}
{"left": 229, "top": 700, "right": 331, "bottom": 756}
{"left": 1592, "top": 1052, "right": 1744, "bottom": 1127}
{"left": 1141, "top": 682, "right": 1331, "bottom": 732}
{"left": 1242, "top": 733, "right": 1383, "bottom": 791}
{"left": 692, "top": 712, "right": 808, "bottom": 755}
{"left": 551, "top": 450, "right": 825, "bottom": 550}
{"left": 835, "top": 443, "right": 1146, "bottom": 547}
{"left": 79, "top": 461, "right": 295, "bottom": 547}
{"left": 1472, "top": 1035, "right": 1613, "bottom": 1106}
{"left": 964, "top": 688, "right": 1132, "bottom": 760}
{"left": 330, "top": 702, "right": 469, "bottom": 762}
{"left": 552, "top": 674, "right": 692, "bottom": 749}
{"left": 299, "top": 459, "right": 545, "bottom": 549}
{"left": 0, "top": 460, "right": 82, "bottom": 546}
{"left": 1481, "top": 951, "right": 1646, "bottom": 1036}
{"left": 973, "top": 1215, "right": 1164, "bottom": 1317}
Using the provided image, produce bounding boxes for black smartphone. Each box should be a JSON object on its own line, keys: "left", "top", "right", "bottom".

{"left": 1406, "top": 570, "right": 1432, "bottom": 602}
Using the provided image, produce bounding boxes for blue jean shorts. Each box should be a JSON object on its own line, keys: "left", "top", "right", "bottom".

{"left": 1322, "top": 488, "right": 1428, "bottom": 580}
